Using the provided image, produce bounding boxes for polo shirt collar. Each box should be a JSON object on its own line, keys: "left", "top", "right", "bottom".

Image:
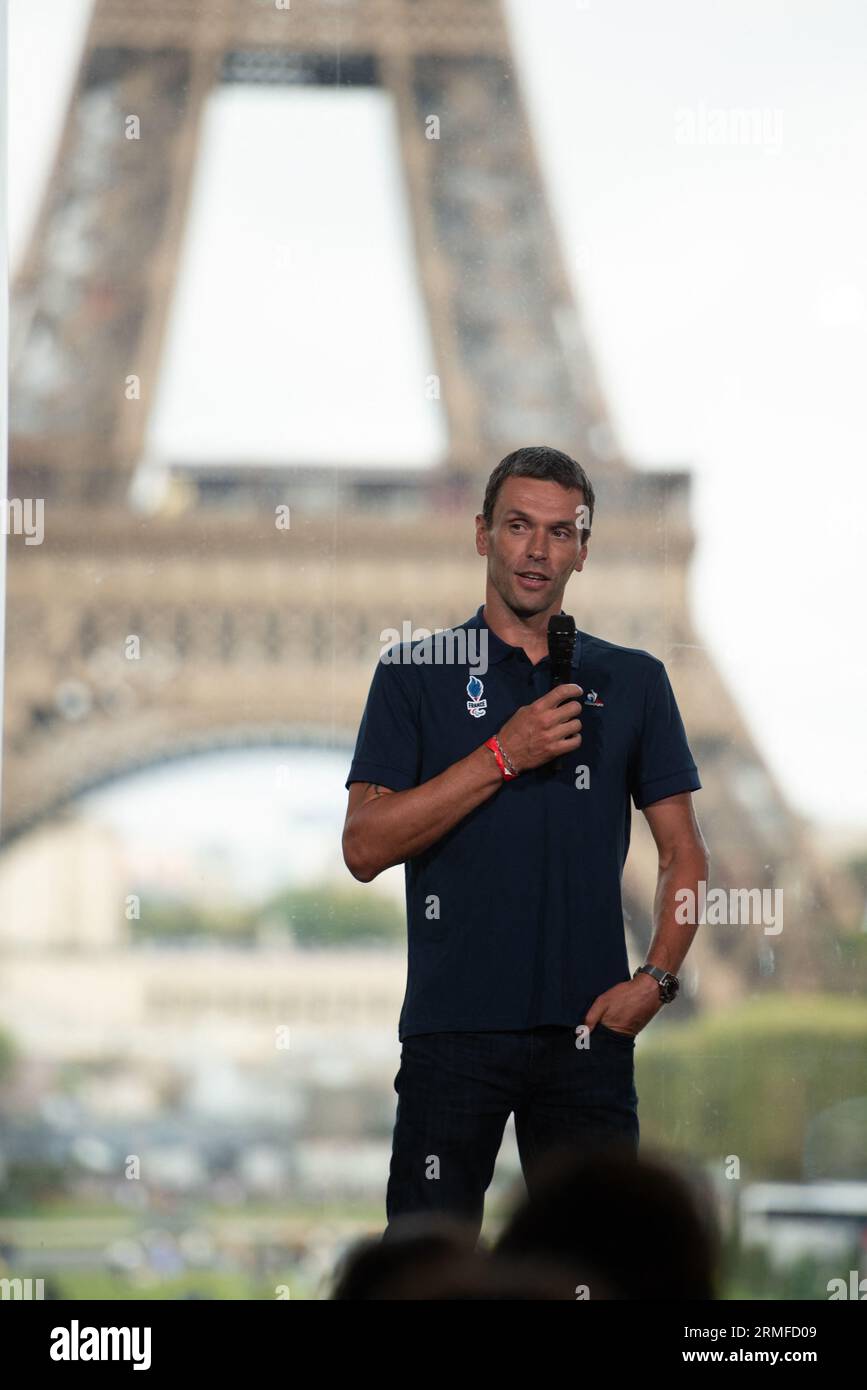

{"left": 464, "top": 603, "right": 581, "bottom": 668}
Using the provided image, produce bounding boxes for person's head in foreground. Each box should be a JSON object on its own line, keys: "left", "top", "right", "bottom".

{"left": 495, "top": 1139, "right": 721, "bottom": 1300}
{"left": 329, "top": 1210, "right": 613, "bottom": 1300}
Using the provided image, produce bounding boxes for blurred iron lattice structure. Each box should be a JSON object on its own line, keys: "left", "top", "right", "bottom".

{"left": 4, "top": 0, "right": 857, "bottom": 1002}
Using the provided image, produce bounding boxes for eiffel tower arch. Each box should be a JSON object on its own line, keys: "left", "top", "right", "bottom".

{"left": 4, "top": 0, "right": 856, "bottom": 1003}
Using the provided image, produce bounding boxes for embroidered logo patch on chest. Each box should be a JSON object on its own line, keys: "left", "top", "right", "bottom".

{"left": 466, "top": 674, "right": 487, "bottom": 718}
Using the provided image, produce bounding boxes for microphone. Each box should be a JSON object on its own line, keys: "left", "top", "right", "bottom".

{"left": 547, "top": 613, "right": 577, "bottom": 773}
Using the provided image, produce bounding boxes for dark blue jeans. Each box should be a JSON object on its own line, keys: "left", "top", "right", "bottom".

{"left": 384, "top": 1023, "right": 639, "bottom": 1239}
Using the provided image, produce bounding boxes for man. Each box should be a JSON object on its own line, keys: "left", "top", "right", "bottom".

{"left": 342, "top": 445, "right": 709, "bottom": 1239}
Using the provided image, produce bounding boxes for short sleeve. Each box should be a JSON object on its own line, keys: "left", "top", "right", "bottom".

{"left": 344, "top": 655, "right": 421, "bottom": 792}
{"left": 629, "top": 662, "right": 701, "bottom": 810}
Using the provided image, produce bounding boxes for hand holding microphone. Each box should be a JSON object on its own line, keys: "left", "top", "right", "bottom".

{"left": 494, "top": 613, "right": 581, "bottom": 776}
{"left": 495, "top": 681, "right": 583, "bottom": 775}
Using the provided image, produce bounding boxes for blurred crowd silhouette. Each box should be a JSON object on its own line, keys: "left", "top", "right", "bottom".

{"left": 331, "top": 1142, "right": 720, "bottom": 1300}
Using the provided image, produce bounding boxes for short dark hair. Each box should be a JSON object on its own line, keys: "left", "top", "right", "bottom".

{"left": 482, "top": 446, "right": 595, "bottom": 544}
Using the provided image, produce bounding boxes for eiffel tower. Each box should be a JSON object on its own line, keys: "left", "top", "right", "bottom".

{"left": 4, "top": 0, "right": 856, "bottom": 1005}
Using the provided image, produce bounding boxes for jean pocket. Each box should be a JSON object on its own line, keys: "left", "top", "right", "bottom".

{"left": 595, "top": 1021, "right": 636, "bottom": 1046}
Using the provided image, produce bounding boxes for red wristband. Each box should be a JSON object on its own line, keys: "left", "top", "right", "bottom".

{"left": 484, "top": 735, "right": 519, "bottom": 780}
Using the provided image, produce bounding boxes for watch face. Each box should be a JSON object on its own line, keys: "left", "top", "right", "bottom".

{"left": 661, "top": 974, "right": 679, "bottom": 1001}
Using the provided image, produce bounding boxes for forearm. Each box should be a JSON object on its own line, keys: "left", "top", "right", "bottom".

{"left": 345, "top": 742, "right": 505, "bottom": 881}
{"left": 644, "top": 843, "right": 709, "bottom": 975}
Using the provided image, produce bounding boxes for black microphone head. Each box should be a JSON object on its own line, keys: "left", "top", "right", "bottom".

{"left": 547, "top": 613, "right": 577, "bottom": 686}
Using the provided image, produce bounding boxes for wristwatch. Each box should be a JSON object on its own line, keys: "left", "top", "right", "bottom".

{"left": 633, "top": 963, "right": 679, "bottom": 1003}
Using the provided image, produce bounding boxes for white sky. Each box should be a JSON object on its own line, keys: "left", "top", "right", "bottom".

{"left": 147, "top": 84, "right": 447, "bottom": 468}
{"left": 6, "top": 0, "right": 867, "bottom": 844}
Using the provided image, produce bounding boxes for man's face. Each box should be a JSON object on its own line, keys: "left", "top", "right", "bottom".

{"left": 475, "top": 476, "right": 589, "bottom": 617}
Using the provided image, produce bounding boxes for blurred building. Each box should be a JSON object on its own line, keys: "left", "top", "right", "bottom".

{"left": 0, "top": 816, "right": 126, "bottom": 951}
{"left": 0, "top": 940, "right": 406, "bottom": 1068}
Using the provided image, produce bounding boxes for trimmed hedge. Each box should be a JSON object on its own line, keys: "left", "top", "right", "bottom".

{"left": 636, "top": 994, "right": 867, "bottom": 1179}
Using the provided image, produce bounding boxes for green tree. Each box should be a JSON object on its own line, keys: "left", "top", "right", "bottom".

{"left": 259, "top": 884, "right": 404, "bottom": 948}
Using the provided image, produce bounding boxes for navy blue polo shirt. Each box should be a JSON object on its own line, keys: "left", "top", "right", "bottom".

{"left": 345, "top": 604, "right": 701, "bottom": 1040}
